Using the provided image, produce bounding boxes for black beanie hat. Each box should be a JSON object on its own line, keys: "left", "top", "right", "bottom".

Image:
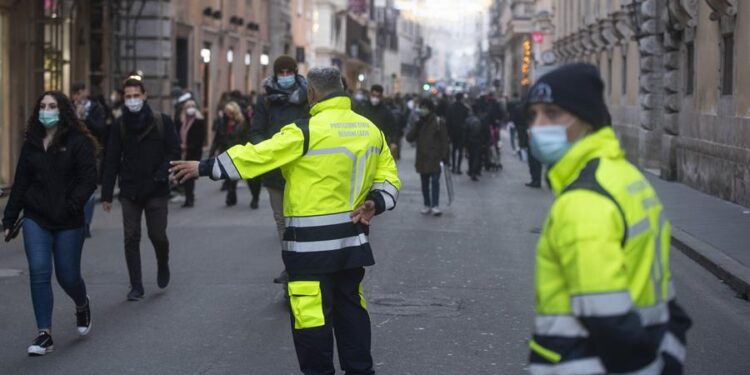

{"left": 526, "top": 63, "right": 611, "bottom": 129}
{"left": 273, "top": 55, "right": 298, "bottom": 75}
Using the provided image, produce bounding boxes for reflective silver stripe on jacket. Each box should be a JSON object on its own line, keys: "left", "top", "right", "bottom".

{"left": 529, "top": 357, "right": 605, "bottom": 375}
{"left": 282, "top": 233, "right": 368, "bottom": 253}
{"left": 628, "top": 217, "right": 651, "bottom": 240}
{"left": 212, "top": 152, "right": 242, "bottom": 180}
{"left": 371, "top": 180, "right": 400, "bottom": 200}
{"left": 660, "top": 332, "right": 686, "bottom": 363}
{"left": 638, "top": 302, "right": 669, "bottom": 326}
{"left": 536, "top": 302, "right": 669, "bottom": 338}
{"left": 371, "top": 180, "right": 399, "bottom": 210}
{"left": 535, "top": 315, "right": 589, "bottom": 338}
{"left": 285, "top": 212, "right": 352, "bottom": 228}
{"left": 571, "top": 291, "right": 633, "bottom": 317}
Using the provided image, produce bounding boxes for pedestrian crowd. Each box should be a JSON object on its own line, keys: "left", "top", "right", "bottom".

{"left": 2, "top": 57, "right": 691, "bottom": 375}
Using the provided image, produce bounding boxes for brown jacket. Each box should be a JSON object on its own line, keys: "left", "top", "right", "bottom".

{"left": 406, "top": 114, "right": 450, "bottom": 174}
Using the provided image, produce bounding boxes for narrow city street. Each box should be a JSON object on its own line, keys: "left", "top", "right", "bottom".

{"left": 1, "top": 139, "right": 749, "bottom": 374}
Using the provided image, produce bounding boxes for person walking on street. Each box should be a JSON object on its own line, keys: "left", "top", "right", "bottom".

{"left": 176, "top": 99, "right": 207, "bottom": 208}
{"left": 464, "top": 104, "right": 489, "bottom": 181}
{"left": 509, "top": 99, "right": 541, "bottom": 188}
{"left": 3, "top": 91, "right": 97, "bottom": 355}
{"left": 355, "top": 84, "right": 398, "bottom": 153}
{"left": 250, "top": 55, "right": 309, "bottom": 284}
{"left": 101, "top": 78, "right": 181, "bottom": 301}
{"left": 525, "top": 64, "right": 691, "bottom": 374}
{"left": 170, "top": 66, "right": 401, "bottom": 375}
{"left": 211, "top": 101, "right": 259, "bottom": 207}
{"left": 445, "top": 93, "right": 470, "bottom": 175}
{"left": 71, "top": 82, "right": 107, "bottom": 238}
{"left": 406, "top": 98, "right": 450, "bottom": 216}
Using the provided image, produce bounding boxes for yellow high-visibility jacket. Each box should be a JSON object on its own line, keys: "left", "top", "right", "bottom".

{"left": 200, "top": 94, "right": 401, "bottom": 274}
{"left": 530, "top": 127, "right": 691, "bottom": 375}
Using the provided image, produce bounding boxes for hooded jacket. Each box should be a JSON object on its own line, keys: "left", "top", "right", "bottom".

{"left": 250, "top": 75, "right": 310, "bottom": 190}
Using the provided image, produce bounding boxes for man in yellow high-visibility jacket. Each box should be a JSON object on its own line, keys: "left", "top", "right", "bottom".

{"left": 171, "top": 67, "right": 400, "bottom": 375}
{"left": 525, "top": 63, "right": 691, "bottom": 375}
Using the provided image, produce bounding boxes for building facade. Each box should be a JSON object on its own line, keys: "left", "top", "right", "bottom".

{"left": 0, "top": 0, "right": 282, "bottom": 187}
{"left": 553, "top": 0, "right": 750, "bottom": 207}
{"left": 0, "top": 0, "right": 96, "bottom": 185}
{"left": 290, "top": 0, "right": 315, "bottom": 75}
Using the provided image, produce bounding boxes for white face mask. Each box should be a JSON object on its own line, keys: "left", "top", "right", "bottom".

{"left": 370, "top": 97, "right": 381, "bottom": 106}
{"left": 186, "top": 107, "right": 197, "bottom": 117}
{"left": 125, "top": 98, "right": 144, "bottom": 113}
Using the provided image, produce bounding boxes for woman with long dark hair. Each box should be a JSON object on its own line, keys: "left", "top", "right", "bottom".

{"left": 2, "top": 91, "right": 98, "bottom": 356}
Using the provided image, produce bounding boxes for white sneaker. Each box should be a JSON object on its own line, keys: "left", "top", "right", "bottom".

{"left": 431, "top": 207, "right": 442, "bottom": 216}
{"left": 420, "top": 206, "right": 431, "bottom": 215}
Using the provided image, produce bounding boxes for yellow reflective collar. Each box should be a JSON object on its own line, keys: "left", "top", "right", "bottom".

{"left": 548, "top": 127, "right": 624, "bottom": 196}
{"left": 309, "top": 95, "right": 352, "bottom": 116}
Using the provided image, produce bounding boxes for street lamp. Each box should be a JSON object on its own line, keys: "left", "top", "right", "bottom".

{"left": 201, "top": 48, "right": 211, "bottom": 64}
{"left": 244, "top": 52, "right": 251, "bottom": 66}
{"left": 357, "top": 73, "right": 365, "bottom": 82}
{"left": 260, "top": 54, "right": 270, "bottom": 66}
{"left": 227, "top": 49, "right": 234, "bottom": 63}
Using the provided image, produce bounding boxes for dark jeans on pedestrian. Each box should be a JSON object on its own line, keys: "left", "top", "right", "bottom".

{"left": 289, "top": 267, "right": 373, "bottom": 375}
{"left": 528, "top": 150, "right": 542, "bottom": 184}
{"left": 467, "top": 143, "right": 482, "bottom": 177}
{"left": 451, "top": 139, "right": 463, "bottom": 173}
{"left": 120, "top": 196, "right": 169, "bottom": 287}
{"left": 183, "top": 178, "right": 196, "bottom": 204}
{"left": 22, "top": 218, "right": 87, "bottom": 330}
{"left": 420, "top": 171, "right": 441, "bottom": 208}
{"left": 226, "top": 179, "right": 261, "bottom": 205}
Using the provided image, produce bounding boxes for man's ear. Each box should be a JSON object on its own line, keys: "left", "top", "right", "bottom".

{"left": 307, "top": 87, "right": 316, "bottom": 104}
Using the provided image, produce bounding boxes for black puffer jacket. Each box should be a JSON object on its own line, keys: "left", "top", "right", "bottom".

{"left": 101, "top": 103, "right": 180, "bottom": 203}
{"left": 249, "top": 75, "right": 310, "bottom": 190}
{"left": 3, "top": 127, "right": 97, "bottom": 231}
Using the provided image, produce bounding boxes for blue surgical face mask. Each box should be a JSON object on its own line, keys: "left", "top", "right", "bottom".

{"left": 529, "top": 125, "right": 572, "bottom": 165}
{"left": 277, "top": 75, "right": 296, "bottom": 89}
{"left": 39, "top": 110, "right": 60, "bottom": 128}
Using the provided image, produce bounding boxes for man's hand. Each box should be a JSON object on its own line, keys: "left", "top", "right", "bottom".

{"left": 102, "top": 202, "right": 112, "bottom": 213}
{"left": 169, "top": 160, "right": 200, "bottom": 184}
{"left": 351, "top": 200, "right": 376, "bottom": 225}
{"left": 3, "top": 229, "right": 9, "bottom": 240}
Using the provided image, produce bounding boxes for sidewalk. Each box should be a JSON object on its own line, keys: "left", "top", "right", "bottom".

{"left": 647, "top": 174, "right": 750, "bottom": 299}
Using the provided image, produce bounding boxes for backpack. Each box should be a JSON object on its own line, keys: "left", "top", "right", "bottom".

{"left": 120, "top": 111, "right": 165, "bottom": 141}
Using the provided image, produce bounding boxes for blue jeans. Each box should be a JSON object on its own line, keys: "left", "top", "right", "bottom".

{"left": 420, "top": 171, "right": 441, "bottom": 208}
{"left": 22, "top": 218, "right": 87, "bottom": 330}
{"left": 84, "top": 193, "right": 96, "bottom": 226}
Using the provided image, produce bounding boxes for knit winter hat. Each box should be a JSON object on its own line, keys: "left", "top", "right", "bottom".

{"left": 273, "top": 55, "right": 298, "bottom": 75}
{"left": 526, "top": 63, "right": 611, "bottom": 129}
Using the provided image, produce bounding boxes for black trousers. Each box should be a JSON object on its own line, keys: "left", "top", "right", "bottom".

{"left": 288, "top": 267, "right": 373, "bottom": 375}
{"left": 528, "top": 150, "right": 542, "bottom": 184}
{"left": 225, "top": 179, "right": 261, "bottom": 204}
{"left": 120, "top": 196, "right": 169, "bottom": 287}
{"left": 183, "top": 178, "right": 196, "bottom": 204}
{"left": 450, "top": 139, "right": 463, "bottom": 172}
{"left": 467, "top": 142, "right": 482, "bottom": 176}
